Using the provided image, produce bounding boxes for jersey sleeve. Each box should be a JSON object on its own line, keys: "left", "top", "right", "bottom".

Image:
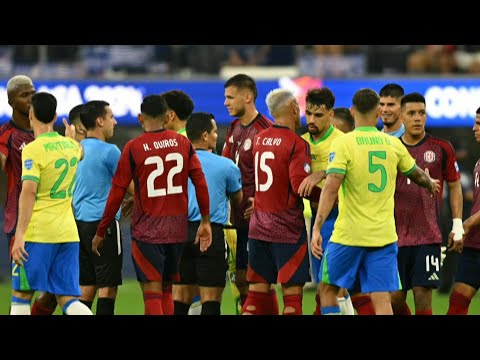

{"left": 111, "top": 141, "right": 134, "bottom": 189}
{"left": 442, "top": 140, "right": 461, "bottom": 182}
{"left": 326, "top": 137, "right": 347, "bottom": 175}
{"left": 0, "top": 127, "right": 10, "bottom": 157}
{"left": 105, "top": 145, "right": 122, "bottom": 176}
{"left": 226, "top": 161, "right": 242, "bottom": 194}
{"left": 289, "top": 138, "right": 313, "bottom": 193}
{"left": 21, "top": 144, "right": 41, "bottom": 183}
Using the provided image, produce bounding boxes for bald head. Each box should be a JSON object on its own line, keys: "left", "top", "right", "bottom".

{"left": 7, "top": 75, "right": 34, "bottom": 95}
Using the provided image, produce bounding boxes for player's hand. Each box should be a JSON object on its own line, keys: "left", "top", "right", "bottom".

{"left": 310, "top": 228, "right": 323, "bottom": 260}
{"left": 92, "top": 235, "right": 105, "bottom": 256}
{"left": 11, "top": 235, "right": 28, "bottom": 266}
{"left": 62, "top": 117, "right": 76, "bottom": 139}
{"left": 298, "top": 171, "right": 326, "bottom": 198}
{"left": 195, "top": 220, "right": 212, "bottom": 252}
{"left": 440, "top": 246, "right": 447, "bottom": 265}
{"left": 424, "top": 168, "right": 441, "bottom": 197}
{"left": 244, "top": 197, "right": 254, "bottom": 219}
{"left": 121, "top": 197, "right": 134, "bottom": 217}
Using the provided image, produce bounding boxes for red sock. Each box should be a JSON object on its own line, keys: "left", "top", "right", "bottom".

{"left": 283, "top": 294, "right": 302, "bottom": 315}
{"left": 143, "top": 291, "right": 163, "bottom": 315}
{"left": 447, "top": 290, "right": 471, "bottom": 315}
{"left": 394, "top": 303, "right": 411, "bottom": 315}
{"left": 31, "top": 300, "right": 56, "bottom": 316}
{"left": 241, "top": 291, "right": 271, "bottom": 315}
{"left": 161, "top": 285, "right": 174, "bottom": 315}
{"left": 351, "top": 295, "right": 375, "bottom": 315}
{"left": 313, "top": 293, "right": 322, "bottom": 315}
{"left": 415, "top": 309, "right": 432, "bottom": 315}
{"left": 268, "top": 289, "right": 279, "bottom": 315}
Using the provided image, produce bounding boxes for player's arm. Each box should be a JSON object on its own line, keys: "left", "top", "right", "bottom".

{"left": 311, "top": 172, "right": 344, "bottom": 259}
{"left": 12, "top": 179, "right": 37, "bottom": 266}
{"left": 0, "top": 152, "right": 6, "bottom": 172}
{"left": 229, "top": 190, "right": 243, "bottom": 208}
{"left": 406, "top": 166, "right": 440, "bottom": 196}
{"left": 446, "top": 180, "right": 464, "bottom": 251}
{"left": 221, "top": 125, "right": 233, "bottom": 159}
{"left": 298, "top": 170, "right": 326, "bottom": 197}
{"left": 189, "top": 151, "right": 212, "bottom": 252}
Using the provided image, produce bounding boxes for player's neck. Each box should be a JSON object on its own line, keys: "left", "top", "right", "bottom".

{"left": 86, "top": 128, "right": 106, "bottom": 142}
{"left": 192, "top": 142, "right": 209, "bottom": 151}
{"left": 171, "top": 119, "right": 186, "bottom": 132}
{"left": 383, "top": 120, "right": 402, "bottom": 133}
{"left": 33, "top": 123, "right": 55, "bottom": 138}
{"left": 143, "top": 122, "right": 164, "bottom": 132}
{"left": 275, "top": 117, "right": 295, "bottom": 131}
{"left": 12, "top": 111, "right": 31, "bottom": 131}
{"left": 239, "top": 108, "right": 259, "bottom": 126}
{"left": 401, "top": 132, "right": 426, "bottom": 145}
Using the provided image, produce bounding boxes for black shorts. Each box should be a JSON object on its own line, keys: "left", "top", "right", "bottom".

{"left": 454, "top": 247, "right": 480, "bottom": 290}
{"left": 397, "top": 244, "right": 441, "bottom": 290}
{"left": 77, "top": 219, "right": 123, "bottom": 288}
{"left": 176, "top": 222, "right": 228, "bottom": 287}
{"left": 236, "top": 227, "right": 249, "bottom": 270}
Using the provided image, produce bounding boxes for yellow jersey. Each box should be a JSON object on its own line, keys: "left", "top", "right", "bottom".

{"left": 302, "top": 125, "right": 345, "bottom": 189}
{"left": 21, "top": 132, "right": 82, "bottom": 243}
{"left": 327, "top": 126, "right": 416, "bottom": 247}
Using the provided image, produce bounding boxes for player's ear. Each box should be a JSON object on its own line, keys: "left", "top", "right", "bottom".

{"left": 97, "top": 116, "right": 104, "bottom": 128}
{"left": 137, "top": 113, "right": 144, "bottom": 126}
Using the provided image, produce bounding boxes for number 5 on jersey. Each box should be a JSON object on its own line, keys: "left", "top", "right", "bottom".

{"left": 255, "top": 151, "right": 274, "bottom": 192}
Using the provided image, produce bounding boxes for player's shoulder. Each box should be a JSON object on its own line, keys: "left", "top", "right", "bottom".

{"left": 425, "top": 133, "right": 455, "bottom": 149}
{"left": 300, "top": 131, "right": 310, "bottom": 141}
{"left": 254, "top": 113, "right": 273, "bottom": 130}
{"left": 331, "top": 127, "right": 345, "bottom": 139}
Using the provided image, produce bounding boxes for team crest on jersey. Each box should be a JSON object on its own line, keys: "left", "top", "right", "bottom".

{"left": 24, "top": 159, "right": 33, "bottom": 170}
{"left": 454, "top": 161, "right": 459, "bottom": 173}
{"left": 424, "top": 150, "right": 435, "bottom": 163}
{"left": 243, "top": 138, "right": 252, "bottom": 151}
{"left": 304, "top": 163, "right": 311, "bottom": 173}
{"left": 329, "top": 152, "right": 336, "bottom": 163}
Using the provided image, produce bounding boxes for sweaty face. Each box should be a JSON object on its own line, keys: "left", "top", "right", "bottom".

{"left": 402, "top": 102, "right": 427, "bottom": 137}
{"left": 379, "top": 95, "right": 401, "bottom": 126}
{"left": 10, "top": 84, "right": 36, "bottom": 117}
{"left": 473, "top": 114, "right": 480, "bottom": 143}
{"left": 305, "top": 103, "right": 332, "bottom": 136}
{"left": 224, "top": 86, "right": 247, "bottom": 118}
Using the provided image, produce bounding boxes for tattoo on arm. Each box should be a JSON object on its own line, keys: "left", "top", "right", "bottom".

{"left": 408, "top": 167, "right": 431, "bottom": 190}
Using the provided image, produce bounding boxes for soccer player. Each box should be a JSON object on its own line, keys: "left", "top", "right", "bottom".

{"left": 222, "top": 73, "right": 274, "bottom": 311}
{"left": 0, "top": 75, "right": 35, "bottom": 260}
{"left": 379, "top": 83, "right": 405, "bottom": 137}
{"left": 174, "top": 112, "right": 242, "bottom": 315}
{"left": 392, "top": 92, "right": 463, "bottom": 315}
{"left": 71, "top": 100, "right": 124, "bottom": 315}
{"left": 311, "top": 88, "right": 440, "bottom": 315}
{"left": 10, "top": 92, "right": 92, "bottom": 315}
{"left": 297, "top": 88, "right": 354, "bottom": 315}
{"left": 446, "top": 106, "right": 480, "bottom": 315}
{"left": 331, "top": 107, "right": 354, "bottom": 133}
{"left": 242, "top": 88, "right": 320, "bottom": 315}
{"left": 160, "top": 89, "right": 201, "bottom": 315}
{"left": 92, "top": 95, "right": 212, "bottom": 315}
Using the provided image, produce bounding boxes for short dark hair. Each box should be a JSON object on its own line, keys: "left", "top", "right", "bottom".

{"left": 186, "top": 112, "right": 215, "bottom": 142}
{"left": 333, "top": 107, "right": 354, "bottom": 130}
{"left": 224, "top": 73, "right": 257, "bottom": 101}
{"left": 379, "top": 83, "right": 404, "bottom": 98}
{"left": 476, "top": 107, "right": 480, "bottom": 114}
{"left": 161, "top": 90, "right": 194, "bottom": 120}
{"left": 141, "top": 95, "right": 169, "bottom": 118}
{"left": 80, "top": 100, "right": 109, "bottom": 130}
{"left": 68, "top": 104, "right": 83, "bottom": 126}
{"left": 306, "top": 87, "right": 335, "bottom": 110}
{"left": 353, "top": 88, "right": 380, "bottom": 114}
{"left": 401, "top": 92, "right": 426, "bottom": 108}
{"left": 31, "top": 92, "right": 57, "bottom": 124}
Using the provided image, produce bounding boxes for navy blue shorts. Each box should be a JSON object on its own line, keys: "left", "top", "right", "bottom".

{"left": 454, "top": 247, "right": 480, "bottom": 290}
{"left": 397, "top": 244, "right": 441, "bottom": 290}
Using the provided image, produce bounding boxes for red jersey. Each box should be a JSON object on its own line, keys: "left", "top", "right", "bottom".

{"left": 464, "top": 159, "right": 480, "bottom": 249}
{"left": 222, "top": 113, "right": 272, "bottom": 228}
{"left": 97, "top": 129, "right": 209, "bottom": 244}
{"left": 395, "top": 134, "right": 460, "bottom": 247}
{"left": 249, "top": 125, "right": 312, "bottom": 244}
{"left": 0, "top": 121, "right": 34, "bottom": 234}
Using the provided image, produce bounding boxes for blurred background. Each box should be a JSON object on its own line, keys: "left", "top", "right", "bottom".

{"left": 1, "top": 44, "right": 479, "bottom": 292}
